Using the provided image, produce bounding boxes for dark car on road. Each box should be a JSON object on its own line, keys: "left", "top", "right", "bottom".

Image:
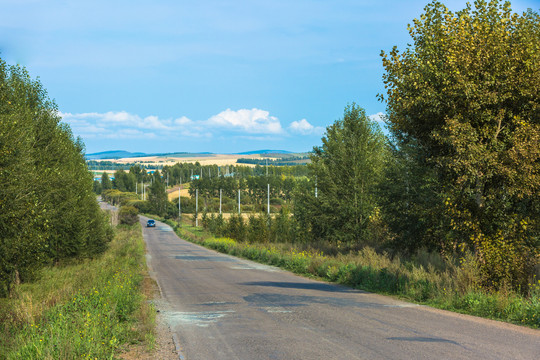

{"left": 146, "top": 219, "right": 156, "bottom": 227}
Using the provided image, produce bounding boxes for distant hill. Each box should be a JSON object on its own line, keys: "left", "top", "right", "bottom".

{"left": 87, "top": 149, "right": 296, "bottom": 160}
{"left": 86, "top": 150, "right": 147, "bottom": 160}
{"left": 236, "top": 150, "right": 292, "bottom": 155}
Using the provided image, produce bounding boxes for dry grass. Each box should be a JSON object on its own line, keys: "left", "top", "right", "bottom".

{"left": 166, "top": 186, "right": 190, "bottom": 201}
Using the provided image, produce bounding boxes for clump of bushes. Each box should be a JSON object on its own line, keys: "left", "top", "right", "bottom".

{"left": 118, "top": 206, "right": 139, "bottom": 225}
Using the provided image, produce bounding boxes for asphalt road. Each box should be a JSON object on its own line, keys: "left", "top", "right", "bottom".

{"left": 140, "top": 216, "right": 540, "bottom": 360}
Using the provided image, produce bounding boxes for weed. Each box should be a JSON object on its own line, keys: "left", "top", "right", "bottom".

{"left": 0, "top": 225, "right": 155, "bottom": 359}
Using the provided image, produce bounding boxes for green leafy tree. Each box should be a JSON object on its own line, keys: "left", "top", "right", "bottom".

{"left": 93, "top": 180, "right": 103, "bottom": 194}
{"left": 0, "top": 58, "right": 112, "bottom": 295}
{"left": 225, "top": 213, "right": 246, "bottom": 241}
{"left": 0, "top": 62, "right": 47, "bottom": 295}
{"left": 378, "top": 141, "right": 445, "bottom": 253}
{"left": 148, "top": 171, "right": 168, "bottom": 216}
{"left": 101, "top": 172, "right": 112, "bottom": 190}
{"left": 380, "top": 0, "right": 540, "bottom": 289}
{"left": 113, "top": 170, "right": 127, "bottom": 191}
{"left": 308, "top": 103, "right": 389, "bottom": 247}
{"left": 118, "top": 206, "right": 139, "bottom": 226}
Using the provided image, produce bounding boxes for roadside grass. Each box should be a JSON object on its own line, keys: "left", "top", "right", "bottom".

{"left": 153, "top": 216, "right": 540, "bottom": 329}
{"left": 0, "top": 224, "right": 156, "bottom": 359}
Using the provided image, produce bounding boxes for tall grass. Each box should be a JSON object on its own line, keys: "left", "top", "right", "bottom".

{"left": 0, "top": 224, "right": 155, "bottom": 359}
{"left": 168, "top": 220, "right": 540, "bottom": 328}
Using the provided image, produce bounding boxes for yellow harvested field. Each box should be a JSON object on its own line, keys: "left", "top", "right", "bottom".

{"left": 90, "top": 170, "right": 116, "bottom": 175}
{"left": 97, "top": 154, "right": 279, "bottom": 168}
{"left": 167, "top": 186, "right": 190, "bottom": 201}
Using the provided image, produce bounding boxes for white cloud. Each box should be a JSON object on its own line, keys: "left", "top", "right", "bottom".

{"left": 174, "top": 116, "right": 192, "bottom": 126}
{"left": 369, "top": 112, "right": 386, "bottom": 123}
{"left": 207, "top": 108, "right": 283, "bottom": 134}
{"left": 59, "top": 108, "right": 289, "bottom": 141}
{"left": 288, "top": 118, "right": 324, "bottom": 135}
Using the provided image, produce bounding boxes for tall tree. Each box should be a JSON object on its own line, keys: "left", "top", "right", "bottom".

{"left": 308, "top": 103, "right": 389, "bottom": 246}
{"left": 380, "top": 0, "right": 540, "bottom": 289}
{"left": 0, "top": 62, "right": 47, "bottom": 295}
{"left": 101, "top": 172, "right": 112, "bottom": 190}
{"left": 0, "top": 58, "right": 112, "bottom": 296}
{"left": 148, "top": 170, "right": 168, "bottom": 216}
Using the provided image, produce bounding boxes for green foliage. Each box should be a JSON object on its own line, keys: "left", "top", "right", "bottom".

{"left": 378, "top": 142, "right": 446, "bottom": 253}
{"left": 0, "top": 58, "right": 112, "bottom": 296}
{"left": 380, "top": 0, "right": 540, "bottom": 290}
{"left": 113, "top": 170, "right": 137, "bottom": 192}
{"left": 247, "top": 214, "right": 270, "bottom": 244}
{"left": 92, "top": 180, "right": 102, "bottom": 195}
{"left": 101, "top": 189, "right": 139, "bottom": 206}
{"left": 118, "top": 206, "right": 139, "bottom": 226}
{"left": 0, "top": 224, "right": 154, "bottom": 358}
{"left": 148, "top": 171, "right": 168, "bottom": 217}
{"left": 207, "top": 213, "right": 225, "bottom": 236}
{"left": 307, "top": 103, "right": 389, "bottom": 246}
{"left": 271, "top": 208, "right": 294, "bottom": 243}
{"left": 101, "top": 172, "right": 112, "bottom": 190}
{"left": 224, "top": 213, "right": 246, "bottom": 241}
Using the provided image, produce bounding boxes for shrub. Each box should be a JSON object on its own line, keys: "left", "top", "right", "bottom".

{"left": 118, "top": 206, "right": 139, "bottom": 226}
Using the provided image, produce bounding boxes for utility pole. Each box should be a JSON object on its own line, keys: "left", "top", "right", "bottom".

{"left": 219, "top": 189, "right": 222, "bottom": 215}
{"left": 195, "top": 189, "right": 198, "bottom": 227}
{"left": 267, "top": 183, "right": 270, "bottom": 215}
{"left": 178, "top": 183, "right": 181, "bottom": 225}
{"left": 238, "top": 189, "right": 241, "bottom": 214}
{"left": 167, "top": 173, "right": 169, "bottom": 188}
{"left": 315, "top": 176, "right": 318, "bottom": 198}
{"left": 266, "top": 158, "right": 268, "bottom": 176}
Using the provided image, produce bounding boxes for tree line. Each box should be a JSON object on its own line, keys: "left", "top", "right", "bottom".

{"left": 87, "top": 160, "right": 163, "bottom": 171}
{"left": 0, "top": 59, "right": 113, "bottom": 297}
{"left": 236, "top": 155, "right": 310, "bottom": 166}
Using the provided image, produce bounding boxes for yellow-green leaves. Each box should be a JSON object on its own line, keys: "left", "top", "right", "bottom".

{"left": 380, "top": 0, "right": 540, "bottom": 291}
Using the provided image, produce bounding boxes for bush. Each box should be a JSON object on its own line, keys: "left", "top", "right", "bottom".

{"left": 208, "top": 214, "right": 225, "bottom": 236}
{"left": 270, "top": 198, "right": 284, "bottom": 206}
{"left": 247, "top": 214, "right": 270, "bottom": 243}
{"left": 225, "top": 213, "right": 246, "bottom": 241}
{"left": 118, "top": 206, "right": 139, "bottom": 226}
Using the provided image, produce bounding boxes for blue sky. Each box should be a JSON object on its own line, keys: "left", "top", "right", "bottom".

{"left": 1, "top": 0, "right": 538, "bottom": 154}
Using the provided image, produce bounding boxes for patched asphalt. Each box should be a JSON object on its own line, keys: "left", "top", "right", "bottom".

{"left": 141, "top": 216, "right": 540, "bottom": 360}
